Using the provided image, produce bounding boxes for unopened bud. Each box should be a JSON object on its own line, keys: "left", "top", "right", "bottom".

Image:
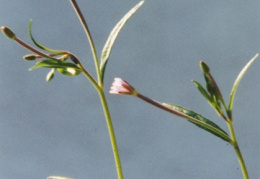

{"left": 1, "top": 26, "right": 16, "bottom": 40}
{"left": 200, "top": 61, "right": 210, "bottom": 73}
{"left": 23, "top": 54, "right": 37, "bottom": 61}
{"left": 70, "top": 55, "right": 79, "bottom": 64}
{"left": 109, "top": 78, "right": 137, "bottom": 96}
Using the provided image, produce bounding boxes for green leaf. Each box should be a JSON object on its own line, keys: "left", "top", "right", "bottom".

{"left": 228, "top": 53, "right": 259, "bottom": 112}
{"left": 47, "top": 176, "right": 74, "bottom": 179}
{"left": 29, "top": 59, "right": 81, "bottom": 71}
{"left": 46, "top": 68, "right": 56, "bottom": 82}
{"left": 192, "top": 80, "right": 224, "bottom": 117}
{"left": 162, "top": 103, "right": 231, "bottom": 143}
{"left": 203, "top": 73, "right": 221, "bottom": 106}
{"left": 100, "top": 1, "right": 144, "bottom": 82}
{"left": 28, "top": 19, "right": 65, "bottom": 54}
{"left": 57, "top": 67, "right": 82, "bottom": 76}
{"left": 197, "top": 61, "right": 228, "bottom": 117}
{"left": 192, "top": 80, "right": 213, "bottom": 103}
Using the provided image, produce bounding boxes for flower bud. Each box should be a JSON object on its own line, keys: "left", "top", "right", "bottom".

{"left": 1, "top": 26, "right": 16, "bottom": 40}
{"left": 70, "top": 55, "right": 79, "bottom": 64}
{"left": 23, "top": 54, "right": 37, "bottom": 61}
{"left": 200, "top": 61, "right": 210, "bottom": 73}
{"left": 110, "top": 78, "right": 137, "bottom": 96}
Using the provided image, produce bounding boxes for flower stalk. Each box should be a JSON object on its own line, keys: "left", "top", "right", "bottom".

{"left": 110, "top": 77, "right": 251, "bottom": 179}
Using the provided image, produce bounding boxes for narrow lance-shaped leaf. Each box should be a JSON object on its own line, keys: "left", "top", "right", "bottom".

{"left": 192, "top": 80, "right": 223, "bottom": 116}
{"left": 192, "top": 80, "right": 213, "bottom": 103}
{"left": 28, "top": 19, "right": 65, "bottom": 54}
{"left": 100, "top": 1, "right": 144, "bottom": 82}
{"left": 228, "top": 53, "right": 259, "bottom": 112}
{"left": 29, "top": 59, "right": 81, "bottom": 71}
{"left": 162, "top": 103, "right": 231, "bottom": 143}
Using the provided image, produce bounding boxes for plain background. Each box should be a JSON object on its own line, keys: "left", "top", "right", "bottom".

{"left": 0, "top": 1, "right": 260, "bottom": 178}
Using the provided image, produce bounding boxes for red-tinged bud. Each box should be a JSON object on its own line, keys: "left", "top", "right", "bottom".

{"left": 23, "top": 54, "right": 37, "bottom": 61}
{"left": 1, "top": 26, "right": 16, "bottom": 40}
{"left": 200, "top": 61, "right": 210, "bottom": 73}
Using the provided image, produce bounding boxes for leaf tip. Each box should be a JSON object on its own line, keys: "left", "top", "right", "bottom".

{"left": 140, "top": 0, "right": 145, "bottom": 5}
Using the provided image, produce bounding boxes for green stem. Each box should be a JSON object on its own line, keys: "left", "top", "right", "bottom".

{"left": 98, "top": 89, "right": 124, "bottom": 179}
{"left": 70, "top": 0, "right": 102, "bottom": 85}
{"left": 70, "top": 1, "right": 123, "bottom": 177}
{"left": 227, "top": 120, "right": 249, "bottom": 179}
{"left": 79, "top": 60, "right": 123, "bottom": 179}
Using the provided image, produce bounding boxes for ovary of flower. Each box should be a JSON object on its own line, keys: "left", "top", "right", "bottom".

{"left": 110, "top": 78, "right": 137, "bottom": 95}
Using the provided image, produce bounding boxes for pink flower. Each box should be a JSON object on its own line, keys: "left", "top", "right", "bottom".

{"left": 110, "top": 78, "right": 137, "bottom": 95}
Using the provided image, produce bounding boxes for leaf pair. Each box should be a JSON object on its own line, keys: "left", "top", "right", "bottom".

{"left": 192, "top": 61, "right": 226, "bottom": 118}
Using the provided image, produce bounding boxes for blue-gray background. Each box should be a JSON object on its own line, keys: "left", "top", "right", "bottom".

{"left": 0, "top": 1, "right": 260, "bottom": 178}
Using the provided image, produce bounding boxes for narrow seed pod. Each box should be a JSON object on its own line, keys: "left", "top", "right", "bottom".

{"left": 1, "top": 26, "right": 16, "bottom": 40}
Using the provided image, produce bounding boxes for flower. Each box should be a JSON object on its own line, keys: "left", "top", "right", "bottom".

{"left": 109, "top": 78, "right": 137, "bottom": 95}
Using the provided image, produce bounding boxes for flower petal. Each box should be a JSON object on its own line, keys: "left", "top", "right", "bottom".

{"left": 109, "top": 78, "right": 136, "bottom": 95}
